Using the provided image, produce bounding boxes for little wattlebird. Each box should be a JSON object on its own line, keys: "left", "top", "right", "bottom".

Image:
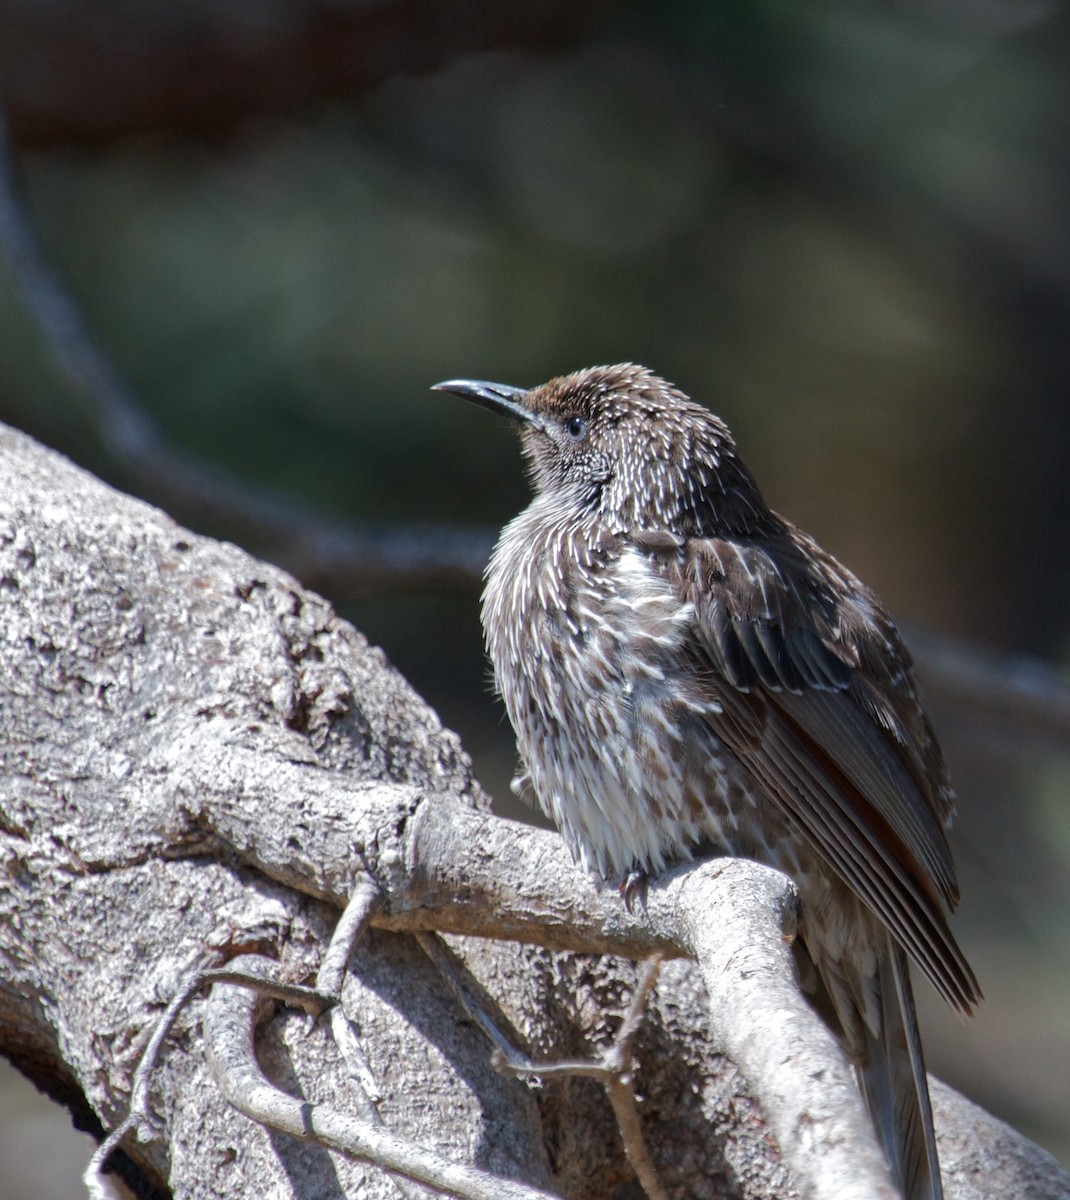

{"left": 433, "top": 363, "right": 980, "bottom": 1200}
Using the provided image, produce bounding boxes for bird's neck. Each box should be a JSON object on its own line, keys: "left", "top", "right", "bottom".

{"left": 482, "top": 497, "right": 622, "bottom": 659}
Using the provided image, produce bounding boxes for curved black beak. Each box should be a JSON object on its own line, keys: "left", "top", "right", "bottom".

{"left": 431, "top": 379, "right": 540, "bottom": 427}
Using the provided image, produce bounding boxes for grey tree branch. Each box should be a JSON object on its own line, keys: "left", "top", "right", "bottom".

{"left": 666, "top": 865, "right": 895, "bottom": 1200}
{"left": 318, "top": 879, "right": 390, "bottom": 1113}
{"left": 1, "top": 422, "right": 1068, "bottom": 1200}
{"left": 599, "top": 957, "right": 669, "bottom": 1200}
{"left": 205, "top": 956, "right": 559, "bottom": 1200}
{"left": 84, "top": 958, "right": 329, "bottom": 1198}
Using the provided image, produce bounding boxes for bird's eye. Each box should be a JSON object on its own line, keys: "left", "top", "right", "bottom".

{"left": 565, "top": 415, "right": 587, "bottom": 441}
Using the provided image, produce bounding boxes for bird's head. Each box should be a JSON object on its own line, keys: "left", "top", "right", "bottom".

{"left": 434, "top": 363, "right": 772, "bottom": 536}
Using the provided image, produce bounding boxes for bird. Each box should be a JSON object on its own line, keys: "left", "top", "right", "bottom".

{"left": 433, "top": 363, "right": 980, "bottom": 1200}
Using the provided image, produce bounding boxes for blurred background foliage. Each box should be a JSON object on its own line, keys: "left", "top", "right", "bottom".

{"left": 1, "top": 0, "right": 1069, "bottom": 1194}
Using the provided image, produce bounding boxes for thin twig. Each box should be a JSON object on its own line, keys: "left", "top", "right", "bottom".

{"left": 83, "top": 959, "right": 327, "bottom": 1199}
{"left": 316, "top": 878, "right": 387, "bottom": 1113}
{"left": 317, "top": 874, "right": 384, "bottom": 999}
{"left": 497, "top": 957, "right": 668, "bottom": 1200}
{"left": 415, "top": 931, "right": 523, "bottom": 1063}
{"left": 419, "top": 932, "right": 668, "bottom": 1200}
{"left": 600, "top": 957, "right": 669, "bottom": 1200}
{"left": 206, "top": 956, "right": 560, "bottom": 1200}
{"left": 316, "top": 879, "right": 430, "bottom": 1200}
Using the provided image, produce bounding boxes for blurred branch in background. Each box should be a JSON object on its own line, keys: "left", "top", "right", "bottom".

{"left": 0, "top": 109, "right": 492, "bottom": 595}
{"left": 1, "top": 104, "right": 1069, "bottom": 762}
{"left": 0, "top": 0, "right": 611, "bottom": 146}
{"left": 905, "top": 625, "right": 1070, "bottom": 753}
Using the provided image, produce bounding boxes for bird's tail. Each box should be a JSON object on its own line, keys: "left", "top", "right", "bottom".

{"left": 859, "top": 936, "right": 943, "bottom": 1200}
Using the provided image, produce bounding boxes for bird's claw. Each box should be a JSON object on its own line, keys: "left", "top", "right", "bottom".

{"left": 619, "top": 869, "right": 649, "bottom": 913}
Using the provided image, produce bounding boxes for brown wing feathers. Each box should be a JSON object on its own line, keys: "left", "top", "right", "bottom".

{"left": 671, "top": 531, "right": 981, "bottom": 1014}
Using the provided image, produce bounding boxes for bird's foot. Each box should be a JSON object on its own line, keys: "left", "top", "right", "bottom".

{"left": 619, "top": 869, "right": 649, "bottom": 913}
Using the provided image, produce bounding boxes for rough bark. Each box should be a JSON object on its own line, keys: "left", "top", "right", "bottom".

{"left": 0, "top": 421, "right": 1066, "bottom": 1200}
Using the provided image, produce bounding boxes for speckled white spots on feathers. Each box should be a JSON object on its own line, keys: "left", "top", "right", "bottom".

{"left": 487, "top": 510, "right": 734, "bottom": 878}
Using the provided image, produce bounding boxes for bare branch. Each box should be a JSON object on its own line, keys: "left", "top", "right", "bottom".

{"left": 655, "top": 864, "right": 896, "bottom": 1200}
{"left": 317, "top": 875, "right": 384, "bottom": 1000}
{"left": 415, "top": 855, "right": 894, "bottom": 1200}
{"left": 205, "top": 956, "right": 561, "bottom": 1200}
{"left": 417, "top": 930, "right": 672, "bottom": 1200}
{"left": 85, "top": 958, "right": 329, "bottom": 1198}
{"left": 315, "top": 879, "right": 431, "bottom": 1200}
{"left": 318, "top": 878, "right": 389, "bottom": 1111}
{"left": 600, "top": 957, "right": 668, "bottom": 1200}
{"left": 487, "top": 954, "right": 670, "bottom": 1200}
{"left": 416, "top": 932, "right": 528, "bottom": 1065}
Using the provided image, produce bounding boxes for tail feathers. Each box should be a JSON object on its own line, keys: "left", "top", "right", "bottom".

{"left": 859, "top": 937, "right": 942, "bottom": 1200}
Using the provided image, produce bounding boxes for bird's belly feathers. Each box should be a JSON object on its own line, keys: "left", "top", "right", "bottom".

{"left": 485, "top": 533, "right": 752, "bottom": 879}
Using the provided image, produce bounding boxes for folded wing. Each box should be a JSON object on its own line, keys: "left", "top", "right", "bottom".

{"left": 654, "top": 528, "right": 981, "bottom": 1013}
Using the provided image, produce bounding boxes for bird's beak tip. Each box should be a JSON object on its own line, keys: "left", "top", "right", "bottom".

{"left": 432, "top": 378, "right": 538, "bottom": 426}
